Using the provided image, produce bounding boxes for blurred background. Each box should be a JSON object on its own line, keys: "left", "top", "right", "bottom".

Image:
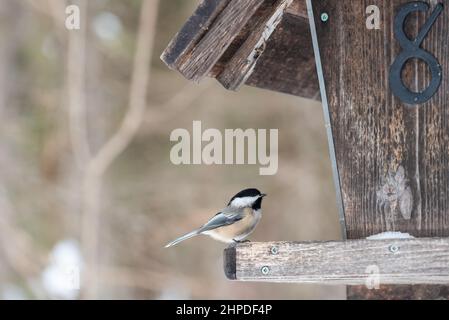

{"left": 0, "top": 0, "right": 344, "bottom": 299}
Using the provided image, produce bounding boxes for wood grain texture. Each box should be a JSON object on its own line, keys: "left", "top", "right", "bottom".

{"left": 245, "top": 11, "right": 320, "bottom": 98}
{"left": 177, "top": 0, "right": 265, "bottom": 82}
{"left": 225, "top": 239, "right": 449, "bottom": 285}
{"left": 312, "top": 0, "right": 449, "bottom": 240}
{"left": 161, "top": 0, "right": 319, "bottom": 99}
{"left": 348, "top": 284, "right": 449, "bottom": 300}
{"left": 217, "top": 0, "right": 294, "bottom": 90}
{"left": 286, "top": 0, "right": 308, "bottom": 18}
{"left": 161, "top": 0, "right": 231, "bottom": 68}
{"left": 310, "top": 0, "right": 449, "bottom": 299}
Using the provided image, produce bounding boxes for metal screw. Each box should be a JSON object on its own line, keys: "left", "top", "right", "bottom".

{"left": 321, "top": 12, "right": 329, "bottom": 22}
{"left": 261, "top": 266, "right": 270, "bottom": 275}
{"left": 389, "top": 244, "right": 400, "bottom": 254}
{"left": 271, "top": 246, "right": 279, "bottom": 255}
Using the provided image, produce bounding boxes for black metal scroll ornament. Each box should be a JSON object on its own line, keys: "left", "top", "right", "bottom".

{"left": 389, "top": 2, "right": 444, "bottom": 105}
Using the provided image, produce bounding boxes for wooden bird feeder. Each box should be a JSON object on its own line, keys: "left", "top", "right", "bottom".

{"left": 162, "top": 0, "right": 449, "bottom": 299}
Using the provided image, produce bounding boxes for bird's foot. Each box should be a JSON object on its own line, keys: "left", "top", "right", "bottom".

{"left": 233, "top": 239, "right": 251, "bottom": 244}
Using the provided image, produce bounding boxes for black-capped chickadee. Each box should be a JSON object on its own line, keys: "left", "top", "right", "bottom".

{"left": 165, "top": 188, "right": 266, "bottom": 248}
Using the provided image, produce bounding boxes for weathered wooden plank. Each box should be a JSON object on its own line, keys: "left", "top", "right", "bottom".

{"left": 311, "top": 0, "right": 449, "bottom": 242}
{"left": 245, "top": 11, "right": 319, "bottom": 98}
{"left": 176, "top": 0, "right": 265, "bottom": 82}
{"left": 224, "top": 239, "right": 449, "bottom": 285}
{"left": 161, "top": 0, "right": 231, "bottom": 69}
{"left": 161, "top": 0, "right": 319, "bottom": 99}
{"left": 309, "top": 0, "right": 449, "bottom": 299}
{"left": 217, "top": 0, "right": 294, "bottom": 90}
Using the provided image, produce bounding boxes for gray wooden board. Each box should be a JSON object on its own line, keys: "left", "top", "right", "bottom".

{"left": 224, "top": 239, "right": 449, "bottom": 285}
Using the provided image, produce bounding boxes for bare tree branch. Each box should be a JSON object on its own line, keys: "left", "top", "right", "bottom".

{"left": 80, "top": 0, "right": 160, "bottom": 299}
{"left": 66, "top": 0, "right": 91, "bottom": 165}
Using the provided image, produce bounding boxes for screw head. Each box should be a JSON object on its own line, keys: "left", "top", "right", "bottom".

{"left": 271, "top": 246, "right": 279, "bottom": 255}
{"left": 261, "top": 266, "right": 270, "bottom": 275}
{"left": 389, "top": 244, "right": 400, "bottom": 254}
{"left": 321, "top": 12, "right": 329, "bottom": 22}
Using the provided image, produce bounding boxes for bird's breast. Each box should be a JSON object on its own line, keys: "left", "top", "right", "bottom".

{"left": 207, "top": 208, "right": 262, "bottom": 243}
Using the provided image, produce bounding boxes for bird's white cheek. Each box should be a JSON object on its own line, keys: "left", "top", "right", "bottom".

{"left": 230, "top": 196, "right": 259, "bottom": 208}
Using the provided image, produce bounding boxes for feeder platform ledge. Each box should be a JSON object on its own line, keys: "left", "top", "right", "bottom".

{"left": 224, "top": 239, "right": 449, "bottom": 285}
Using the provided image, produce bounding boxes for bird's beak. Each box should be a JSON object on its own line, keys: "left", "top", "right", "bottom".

{"left": 261, "top": 193, "right": 267, "bottom": 198}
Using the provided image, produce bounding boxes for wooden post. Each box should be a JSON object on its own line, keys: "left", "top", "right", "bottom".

{"left": 307, "top": 0, "right": 449, "bottom": 299}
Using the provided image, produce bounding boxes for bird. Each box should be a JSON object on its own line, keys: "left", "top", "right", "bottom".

{"left": 165, "top": 188, "right": 266, "bottom": 248}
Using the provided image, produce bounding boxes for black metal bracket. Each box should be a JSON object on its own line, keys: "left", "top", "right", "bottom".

{"left": 389, "top": 1, "right": 444, "bottom": 105}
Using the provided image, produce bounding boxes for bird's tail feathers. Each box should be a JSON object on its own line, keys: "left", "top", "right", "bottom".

{"left": 164, "top": 229, "right": 201, "bottom": 248}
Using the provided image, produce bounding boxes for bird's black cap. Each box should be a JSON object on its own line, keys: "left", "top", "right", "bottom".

{"left": 228, "top": 188, "right": 267, "bottom": 209}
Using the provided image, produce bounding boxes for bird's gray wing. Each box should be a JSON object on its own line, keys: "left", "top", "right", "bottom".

{"left": 199, "top": 207, "right": 244, "bottom": 233}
